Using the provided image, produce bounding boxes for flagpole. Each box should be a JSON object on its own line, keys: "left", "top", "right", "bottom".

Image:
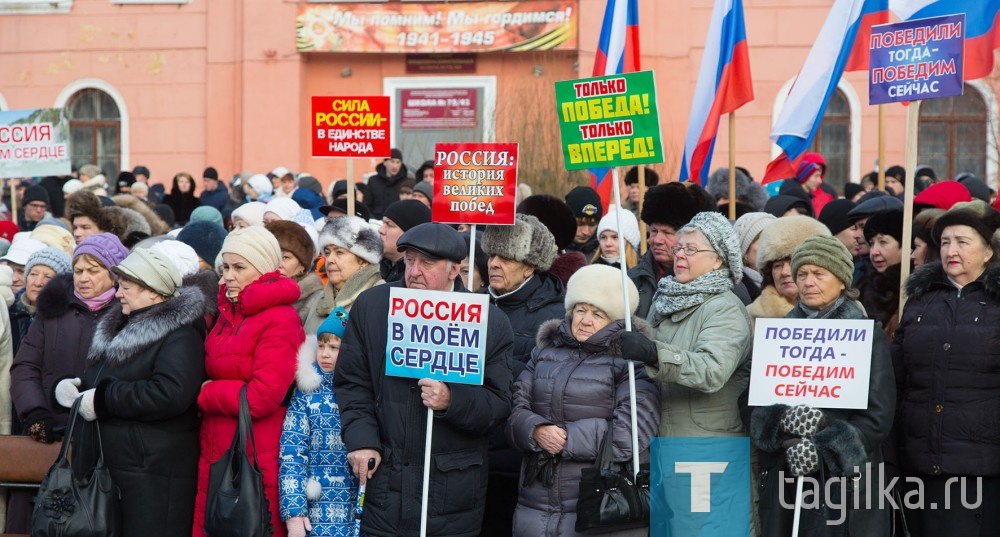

{"left": 899, "top": 101, "right": 920, "bottom": 315}
{"left": 877, "top": 105, "right": 885, "bottom": 192}
{"left": 638, "top": 165, "right": 647, "bottom": 254}
{"left": 611, "top": 168, "right": 640, "bottom": 478}
{"left": 728, "top": 112, "right": 737, "bottom": 220}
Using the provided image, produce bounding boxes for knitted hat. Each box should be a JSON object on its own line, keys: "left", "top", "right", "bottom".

{"left": 0, "top": 221, "right": 19, "bottom": 242}
{"left": 679, "top": 211, "right": 743, "bottom": 284}
{"left": 863, "top": 209, "right": 904, "bottom": 244}
{"left": 915, "top": 165, "right": 936, "bottom": 183}
{"left": 791, "top": 235, "right": 855, "bottom": 290}
{"left": 818, "top": 199, "right": 856, "bottom": 236}
{"left": 318, "top": 306, "right": 349, "bottom": 339}
{"left": 796, "top": 161, "right": 820, "bottom": 184}
{"left": 596, "top": 205, "right": 641, "bottom": 252}
{"left": 481, "top": 214, "right": 557, "bottom": 272}
{"left": 113, "top": 248, "right": 183, "bottom": 297}
{"left": 246, "top": 174, "right": 273, "bottom": 197}
{"left": 955, "top": 174, "right": 991, "bottom": 203}
{"left": 297, "top": 175, "right": 323, "bottom": 197}
{"left": 176, "top": 220, "right": 227, "bottom": 265}
{"left": 389, "top": 148, "right": 403, "bottom": 160}
{"left": 231, "top": 201, "right": 267, "bottom": 227}
{"left": 74, "top": 233, "right": 128, "bottom": 271}
{"left": 150, "top": 240, "right": 200, "bottom": 277}
{"left": 0, "top": 237, "right": 46, "bottom": 266}
{"left": 383, "top": 199, "right": 432, "bottom": 232}
{"left": 565, "top": 264, "right": 639, "bottom": 322}
{"left": 25, "top": 247, "right": 72, "bottom": 276}
{"left": 565, "top": 186, "right": 603, "bottom": 219}
{"left": 412, "top": 182, "right": 433, "bottom": 203}
{"left": 22, "top": 185, "right": 50, "bottom": 206}
{"left": 755, "top": 215, "right": 831, "bottom": 269}
{"left": 203, "top": 167, "right": 219, "bottom": 181}
{"left": 913, "top": 181, "right": 971, "bottom": 211}
{"left": 733, "top": 212, "right": 776, "bottom": 258}
{"left": 843, "top": 183, "right": 864, "bottom": 201}
{"left": 264, "top": 198, "right": 301, "bottom": 222}
{"left": 220, "top": 225, "right": 282, "bottom": 275}
{"left": 266, "top": 220, "right": 316, "bottom": 270}
{"left": 885, "top": 165, "right": 906, "bottom": 185}
{"left": 931, "top": 201, "right": 1000, "bottom": 247}
{"left": 30, "top": 224, "right": 75, "bottom": 255}
{"left": 641, "top": 183, "right": 706, "bottom": 229}
{"left": 516, "top": 194, "right": 577, "bottom": 250}
{"left": 318, "top": 216, "right": 383, "bottom": 265}
{"left": 190, "top": 206, "right": 224, "bottom": 227}
{"left": 116, "top": 171, "right": 136, "bottom": 191}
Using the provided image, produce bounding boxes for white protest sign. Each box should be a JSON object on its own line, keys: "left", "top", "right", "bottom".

{"left": 385, "top": 287, "right": 489, "bottom": 386}
{"left": 748, "top": 318, "right": 874, "bottom": 410}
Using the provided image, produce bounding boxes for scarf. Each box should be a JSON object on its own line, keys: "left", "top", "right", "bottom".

{"left": 652, "top": 268, "right": 733, "bottom": 319}
{"left": 797, "top": 295, "right": 849, "bottom": 319}
{"left": 317, "top": 263, "right": 381, "bottom": 315}
{"left": 75, "top": 286, "right": 116, "bottom": 312}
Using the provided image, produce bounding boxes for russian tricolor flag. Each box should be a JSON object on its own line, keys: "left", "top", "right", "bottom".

{"left": 589, "top": 0, "right": 640, "bottom": 209}
{"left": 762, "top": 0, "right": 889, "bottom": 184}
{"left": 891, "top": 0, "right": 1000, "bottom": 81}
{"left": 678, "top": 0, "right": 754, "bottom": 185}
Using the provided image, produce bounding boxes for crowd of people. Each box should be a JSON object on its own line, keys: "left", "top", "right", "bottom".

{"left": 0, "top": 149, "right": 997, "bottom": 537}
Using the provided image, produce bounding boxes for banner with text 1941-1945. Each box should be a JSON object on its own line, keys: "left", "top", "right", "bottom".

{"left": 311, "top": 96, "right": 391, "bottom": 158}
{"left": 555, "top": 70, "right": 664, "bottom": 171}
{"left": 0, "top": 108, "right": 71, "bottom": 179}
{"left": 432, "top": 142, "right": 517, "bottom": 225}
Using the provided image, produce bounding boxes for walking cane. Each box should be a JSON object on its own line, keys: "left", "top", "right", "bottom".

{"left": 352, "top": 458, "right": 376, "bottom": 537}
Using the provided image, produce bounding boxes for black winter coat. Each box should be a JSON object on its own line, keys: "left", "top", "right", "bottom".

{"left": 333, "top": 279, "right": 514, "bottom": 537}
{"left": 9, "top": 273, "right": 118, "bottom": 429}
{"left": 751, "top": 298, "right": 895, "bottom": 537}
{"left": 76, "top": 286, "right": 206, "bottom": 537}
{"left": 9, "top": 288, "right": 33, "bottom": 355}
{"left": 366, "top": 162, "right": 411, "bottom": 220}
{"left": 164, "top": 177, "right": 199, "bottom": 225}
{"left": 892, "top": 262, "right": 1000, "bottom": 476}
{"left": 486, "top": 272, "right": 566, "bottom": 368}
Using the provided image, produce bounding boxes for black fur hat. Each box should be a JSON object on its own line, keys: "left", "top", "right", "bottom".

{"left": 640, "top": 183, "right": 707, "bottom": 229}
{"left": 516, "top": 194, "right": 577, "bottom": 250}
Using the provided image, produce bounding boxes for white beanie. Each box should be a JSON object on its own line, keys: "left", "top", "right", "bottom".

{"left": 231, "top": 201, "right": 267, "bottom": 227}
{"left": 220, "top": 226, "right": 281, "bottom": 275}
{"left": 247, "top": 174, "right": 273, "bottom": 197}
{"left": 596, "top": 205, "right": 641, "bottom": 252}
{"left": 732, "top": 212, "right": 777, "bottom": 258}
{"left": 151, "top": 239, "right": 200, "bottom": 278}
{"left": 264, "top": 198, "right": 301, "bottom": 222}
{"left": 565, "top": 264, "right": 639, "bottom": 321}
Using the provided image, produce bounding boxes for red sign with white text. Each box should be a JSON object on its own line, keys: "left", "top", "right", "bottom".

{"left": 433, "top": 143, "right": 517, "bottom": 225}
{"left": 311, "top": 96, "right": 391, "bottom": 158}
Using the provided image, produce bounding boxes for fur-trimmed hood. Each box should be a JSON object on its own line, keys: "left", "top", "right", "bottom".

{"left": 905, "top": 260, "right": 1000, "bottom": 300}
{"left": 294, "top": 335, "right": 332, "bottom": 393}
{"left": 535, "top": 315, "right": 652, "bottom": 356}
{"left": 88, "top": 284, "right": 206, "bottom": 365}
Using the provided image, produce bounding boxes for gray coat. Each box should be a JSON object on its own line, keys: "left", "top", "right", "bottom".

{"left": 506, "top": 317, "right": 660, "bottom": 537}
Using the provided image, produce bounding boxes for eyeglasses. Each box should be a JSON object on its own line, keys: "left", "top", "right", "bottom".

{"left": 670, "top": 244, "right": 716, "bottom": 257}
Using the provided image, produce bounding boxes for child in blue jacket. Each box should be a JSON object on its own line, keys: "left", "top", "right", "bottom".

{"left": 280, "top": 307, "right": 356, "bottom": 537}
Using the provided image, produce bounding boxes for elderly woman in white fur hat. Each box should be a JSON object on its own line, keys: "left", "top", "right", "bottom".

{"left": 506, "top": 264, "right": 660, "bottom": 536}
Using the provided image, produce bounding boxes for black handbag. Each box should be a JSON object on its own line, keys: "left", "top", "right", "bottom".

{"left": 31, "top": 397, "right": 122, "bottom": 537}
{"left": 204, "top": 386, "right": 274, "bottom": 537}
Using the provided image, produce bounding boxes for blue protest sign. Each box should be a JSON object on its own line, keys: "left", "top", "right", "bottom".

{"left": 651, "top": 437, "right": 750, "bottom": 536}
{"left": 869, "top": 14, "right": 965, "bottom": 105}
{"left": 385, "top": 287, "right": 488, "bottom": 385}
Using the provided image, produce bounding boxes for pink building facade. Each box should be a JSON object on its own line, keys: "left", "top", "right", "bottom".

{"left": 1, "top": 0, "right": 996, "bottom": 195}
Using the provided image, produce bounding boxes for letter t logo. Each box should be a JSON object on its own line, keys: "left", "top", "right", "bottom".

{"left": 674, "top": 462, "right": 728, "bottom": 512}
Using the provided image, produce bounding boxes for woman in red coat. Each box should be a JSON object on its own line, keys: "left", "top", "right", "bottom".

{"left": 192, "top": 226, "right": 305, "bottom": 537}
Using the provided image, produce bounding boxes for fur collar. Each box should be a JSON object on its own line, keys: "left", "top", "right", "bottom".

{"left": 294, "top": 335, "right": 330, "bottom": 393}
{"left": 535, "top": 315, "right": 652, "bottom": 356}
{"left": 36, "top": 272, "right": 85, "bottom": 319}
{"left": 905, "top": 261, "right": 1000, "bottom": 300}
{"left": 747, "top": 285, "right": 794, "bottom": 321}
{"left": 88, "top": 285, "right": 206, "bottom": 365}
{"left": 786, "top": 296, "right": 867, "bottom": 320}
{"left": 183, "top": 269, "right": 220, "bottom": 318}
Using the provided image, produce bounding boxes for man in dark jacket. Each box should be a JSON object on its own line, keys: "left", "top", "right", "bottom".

{"left": 366, "top": 148, "right": 413, "bottom": 220}
{"left": 334, "top": 223, "right": 514, "bottom": 537}
{"left": 479, "top": 213, "right": 565, "bottom": 536}
{"left": 563, "top": 185, "right": 602, "bottom": 260}
{"left": 17, "top": 185, "right": 50, "bottom": 232}
{"left": 379, "top": 199, "right": 431, "bottom": 283}
{"left": 197, "top": 166, "right": 232, "bottom": 218}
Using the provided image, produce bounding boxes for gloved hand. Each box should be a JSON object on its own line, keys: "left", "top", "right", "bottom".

{"left": 55, "top": 377, "right": 82, "bottom": 409}
{"left": 23, "top": 409, "right": 56, "bottom": 444}
{"left": 784, "top": 438, "right": 820, "bottom": 477}
{"left": 286, "top": 516, "right": 312, "bottom": 537}
{"left": 78, "top": 389, "right": 97, "bottom": 422}
{"left": 619, "top": 331, "right": 658, "bottom": 366}
{"left": 780, "top": 405, "right": 825, "bottom": 437}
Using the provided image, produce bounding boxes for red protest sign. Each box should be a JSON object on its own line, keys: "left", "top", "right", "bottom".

{"left": 432, "top": 143, "right": 517, "bottom": 225}
{"left": 311, "top": 96, "right": 391, "bottom": 158}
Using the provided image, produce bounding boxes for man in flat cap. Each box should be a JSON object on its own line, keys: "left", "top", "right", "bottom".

{"left": 333, "top": 222, "right": 514, "bottom": 537}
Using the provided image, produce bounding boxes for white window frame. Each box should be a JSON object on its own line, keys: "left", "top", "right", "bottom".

{"left": 0, "top": 0, "right": 71, "bottom": 14}
{"left": 965, "top": 80, "right": 999, "bottom": 189}
{"left": 53, "top": 78, "right": 131, "bottom": 172}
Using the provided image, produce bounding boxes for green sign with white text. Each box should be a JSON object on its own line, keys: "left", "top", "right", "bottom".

{"left": 555, "top": 70, "right": 664, "bottom": 170}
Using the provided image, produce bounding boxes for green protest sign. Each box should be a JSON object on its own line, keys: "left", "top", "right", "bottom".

{"left": 555, "top": 71, "right": 664, "bottom": 170}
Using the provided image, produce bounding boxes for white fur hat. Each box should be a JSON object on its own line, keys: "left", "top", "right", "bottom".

{"left": 151, "top": 239, "right": 200, "bottom": 278}
{"left": 565, "top": 264, "right": 639, "bottom": 321}
{"left": 318, "top": 216, "right": 383, "bottom": 265}
{"left": 596, "top": 205, "right": 641, "bottom": 252}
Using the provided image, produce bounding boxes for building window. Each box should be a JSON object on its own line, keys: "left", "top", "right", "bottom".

{"left": 918, "top": 84, "right": 988, "bottom": 181}
{"left": 810, "top": 89, "right": 850, "bottom": 193}
{"left": 0, "top": 0, "right": 71, "bottom": 14}
{"left": 66, "top": 89, "right": 121, "bottom": 177}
